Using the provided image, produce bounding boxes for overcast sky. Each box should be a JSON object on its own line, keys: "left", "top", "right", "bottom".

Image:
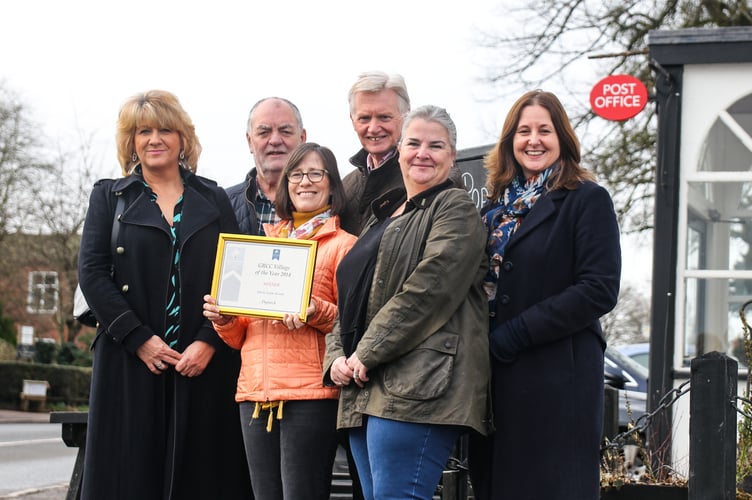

{"left": 1, "top": 0, "right": 651, "bottom": 292}
{"left": 2, "top": 0, "right": 514, "bottom": 187}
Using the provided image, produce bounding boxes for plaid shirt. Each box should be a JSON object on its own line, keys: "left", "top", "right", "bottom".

{"left": 254, "top": 187, "right": 278, "bottom": 235}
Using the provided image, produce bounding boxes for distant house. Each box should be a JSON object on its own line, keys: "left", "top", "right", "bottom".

{"left": 0, "top": 232, "right": 82, "bottom": 347}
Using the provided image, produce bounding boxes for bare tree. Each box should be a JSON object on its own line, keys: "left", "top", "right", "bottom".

{"left": 0, "top": 81, "right": 106, "bottom": 344}
{"left": 25, "top": 127, "right": 106, "bottom": 342}
{"left": 0, "top": 81, "right": 52, "bottom": 242}
{"left": 601, "top": 284, "right": 651, "bottom": 345}
{"left": 477, "top": 0, "right": 751, "bottom": 233}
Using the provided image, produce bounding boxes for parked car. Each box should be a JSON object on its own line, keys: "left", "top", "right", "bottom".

{"left": 604, "top": 345, "right": 649, "bottom": 431}
{"left": 615, "top": 342, "right": 650, "bottom": 371}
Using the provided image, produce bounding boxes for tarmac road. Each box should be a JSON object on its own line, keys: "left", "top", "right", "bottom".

{"left": 0, "top": 410, "right": 69, "bottom": 500}
{"left": 0, "top": 409, "right": 364, "bottom": 500}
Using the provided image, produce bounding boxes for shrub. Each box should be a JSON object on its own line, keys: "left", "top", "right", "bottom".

{"left": 33, "top": 340, "right": 59, "bottom": 364}
{"left": 57, "top": 342, "right": 92, "bottom": 367}
{"left": 0, "top": 339, "right": 15, "bottom": 361}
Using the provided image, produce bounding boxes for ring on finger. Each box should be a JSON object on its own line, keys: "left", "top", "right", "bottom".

{"left": 156, "top": 361, "right": 164, "bottom": 370}
{"left": 353, "top": 371, "right": 359, "bottom": 380}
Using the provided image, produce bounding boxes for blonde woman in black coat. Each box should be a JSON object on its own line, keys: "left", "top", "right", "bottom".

{"left": 470, "top": 90, "right": 621, "bottom": 500}
{"left": 77, "top": 90, "right": 251, "bottom": 500}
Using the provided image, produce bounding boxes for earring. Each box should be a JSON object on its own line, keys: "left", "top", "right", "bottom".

{"left": 132, "top": 152, "right": 137, "bottom": 162}
{"left": 179, "top": 150, "right": 185, "bottom": 160}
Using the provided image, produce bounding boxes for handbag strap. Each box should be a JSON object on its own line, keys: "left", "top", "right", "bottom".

{"left": 74, "top": 192, "right": 126, "bottom": 324}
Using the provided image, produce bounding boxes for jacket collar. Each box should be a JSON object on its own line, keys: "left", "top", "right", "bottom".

{"left": 349, "top": 147, "right": 399, "bottom": 175}
{"left": 371, "top": 179, "right": 455, "bottom": 220}
{"left": 110, "top": 172, "right": 142, "bottom": 194}
{"left": 111, "top": 168, "right": 221, "bottom": 241}
{"left": 109, "top": 167, "right": 205, "bottom": 194}
{"left": 505, "top": 188, "right": 567, "bottom": 250}
{"left": 244, "top": 168, "right": 258, "bottom": 186}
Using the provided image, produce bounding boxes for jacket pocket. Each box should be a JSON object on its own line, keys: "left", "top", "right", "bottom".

{"left": 383, "top": 331, "right": 458, "bottom": 400}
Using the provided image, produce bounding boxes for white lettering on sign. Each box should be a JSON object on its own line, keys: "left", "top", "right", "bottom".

{"left": 602, "top": 83, "right": 638, "bottom": 94}
{"left": 593, "top": 95, "right": 642, "bottom": 108}
{"left": 589, "top": 74, "right": 648, "bottom": 121}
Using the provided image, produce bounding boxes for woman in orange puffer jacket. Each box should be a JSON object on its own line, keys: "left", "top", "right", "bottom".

{"left": 204, "top": 143, "right": 356, "bottom": 500}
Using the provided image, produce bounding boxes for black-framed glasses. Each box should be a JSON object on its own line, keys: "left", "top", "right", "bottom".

{"left": 287, "top": 169, "right": 328, "bottom": 184}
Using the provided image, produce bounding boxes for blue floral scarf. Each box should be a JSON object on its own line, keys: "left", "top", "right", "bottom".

{"left": 482, "top": 167, "right": 554, "bottom": 313}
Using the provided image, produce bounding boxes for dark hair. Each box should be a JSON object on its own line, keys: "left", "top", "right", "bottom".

{"left": 275, "top": 143, "right": 346, "bottom": 219}
{"left": 484, "top": 90, "right": 594, "bottom": 202}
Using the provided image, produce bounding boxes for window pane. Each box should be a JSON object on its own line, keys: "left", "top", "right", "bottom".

{"left": 683, "top": 277, "right": 751, "bottom": 368}
{"left": 686, "top": 181, "right": 752, "bottom": 271}
{"left": 27, "top": 271, "right": 58, "bottom": 314}
{"left": 697, "top": 93, "right": 752, "bottom": 173}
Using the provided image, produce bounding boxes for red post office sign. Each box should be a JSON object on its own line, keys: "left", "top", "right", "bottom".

{"left": 590, "top": 74, "right": 648, "bottom": 121}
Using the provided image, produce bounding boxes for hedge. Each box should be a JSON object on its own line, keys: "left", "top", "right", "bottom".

{"left": 0, "top": 361, "right": 91, "bottom": 410}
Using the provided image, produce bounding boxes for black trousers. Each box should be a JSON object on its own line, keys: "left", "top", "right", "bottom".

{"left": 239, "top": 400, "right": 339, "bottom": 500}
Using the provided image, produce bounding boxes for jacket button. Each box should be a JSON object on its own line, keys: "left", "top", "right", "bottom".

{"left": 116, "top": 246, "right": 125, "bottom": 254}
{"left": 499, "top": 294, "right": 510, "bottom": 305}
{"left": 444, "top": 341, "right": 452, "bottom": 348}
{"left": 121, "top": 284, "right": 129, "bottom": 293}
{"left": 394, "top": 227, "right": 401, "bottom": 233}
{"left": 502, "top": 261, "right": 513, "bottom": 272}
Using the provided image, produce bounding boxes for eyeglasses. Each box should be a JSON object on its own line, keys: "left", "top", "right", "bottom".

{"left": 287, "top": 169, "right": 328, "bottom": 184}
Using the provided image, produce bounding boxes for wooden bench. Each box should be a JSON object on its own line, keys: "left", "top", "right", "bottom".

{"left": 50, "top": 411, "right": 87, "bottom": 500}
{"left": 19, "top": 379, "right": 49, "bottom": 411}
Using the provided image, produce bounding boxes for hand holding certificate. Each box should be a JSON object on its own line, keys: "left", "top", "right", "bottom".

{"left": 210, "top": 233, "right": 317, "bottom": 321}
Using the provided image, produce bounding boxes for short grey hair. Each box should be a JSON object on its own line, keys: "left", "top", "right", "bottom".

{"left": 246, "top": 97, "right": 304, "bottom": 134}
{"left": 401, "top": 105, "right": 457, "bottom": 152}
{"left": 348, "top": 71, "right": 410, "bottom": 115}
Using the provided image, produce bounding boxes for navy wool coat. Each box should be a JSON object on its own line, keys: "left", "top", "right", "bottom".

{"left": 472, "top": 181, "right": 621, "bottom": 500}
{"left": 78, "top": 171, "right": 251, "bottom": 500}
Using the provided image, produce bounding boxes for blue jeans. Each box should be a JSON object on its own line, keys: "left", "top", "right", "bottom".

{"left": 349, "top": 416, "right": 461, "bottom": 500}
{"left": 239, "top": 400, "right": 339, "bottom": 500}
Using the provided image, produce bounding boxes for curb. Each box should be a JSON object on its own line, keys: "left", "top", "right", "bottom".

{"left": 0, "top": 411, "right": 51, "bottom": 425}
{"left": 0, "top": 484, "right": 67, "bottom": 499}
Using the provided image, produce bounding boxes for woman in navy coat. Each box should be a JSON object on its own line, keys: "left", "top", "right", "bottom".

{"left": 470, "top": 90, "right": 622, "bottom": 500}
{"left": 77, "top": 90, "right": 251, "bottom": 499}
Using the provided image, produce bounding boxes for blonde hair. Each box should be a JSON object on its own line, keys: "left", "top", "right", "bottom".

{"left": 115, "top": 90, "right": 201, "bottom": 176}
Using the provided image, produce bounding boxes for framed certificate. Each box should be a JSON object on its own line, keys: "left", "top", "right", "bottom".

{"left": 210, "top": 233, "right": 318, "bottom": 321}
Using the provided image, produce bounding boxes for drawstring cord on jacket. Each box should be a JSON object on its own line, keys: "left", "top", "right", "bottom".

{"left": 252, "top": 401, "right": 285, "bottom": 432}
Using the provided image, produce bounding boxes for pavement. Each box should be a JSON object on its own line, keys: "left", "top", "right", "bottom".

{"left": 0, "top": 410, "right": 69, "bottom": 500}
{"left": 0, "top": 409, "right": 52, "bottom": 424}
{"left": 0, "top": 486, "right": 68, "bottom": 500}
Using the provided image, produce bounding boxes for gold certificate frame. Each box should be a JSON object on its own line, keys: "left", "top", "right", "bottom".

{"left": 210, "top": 233, "right": 317, "bottom": 321}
